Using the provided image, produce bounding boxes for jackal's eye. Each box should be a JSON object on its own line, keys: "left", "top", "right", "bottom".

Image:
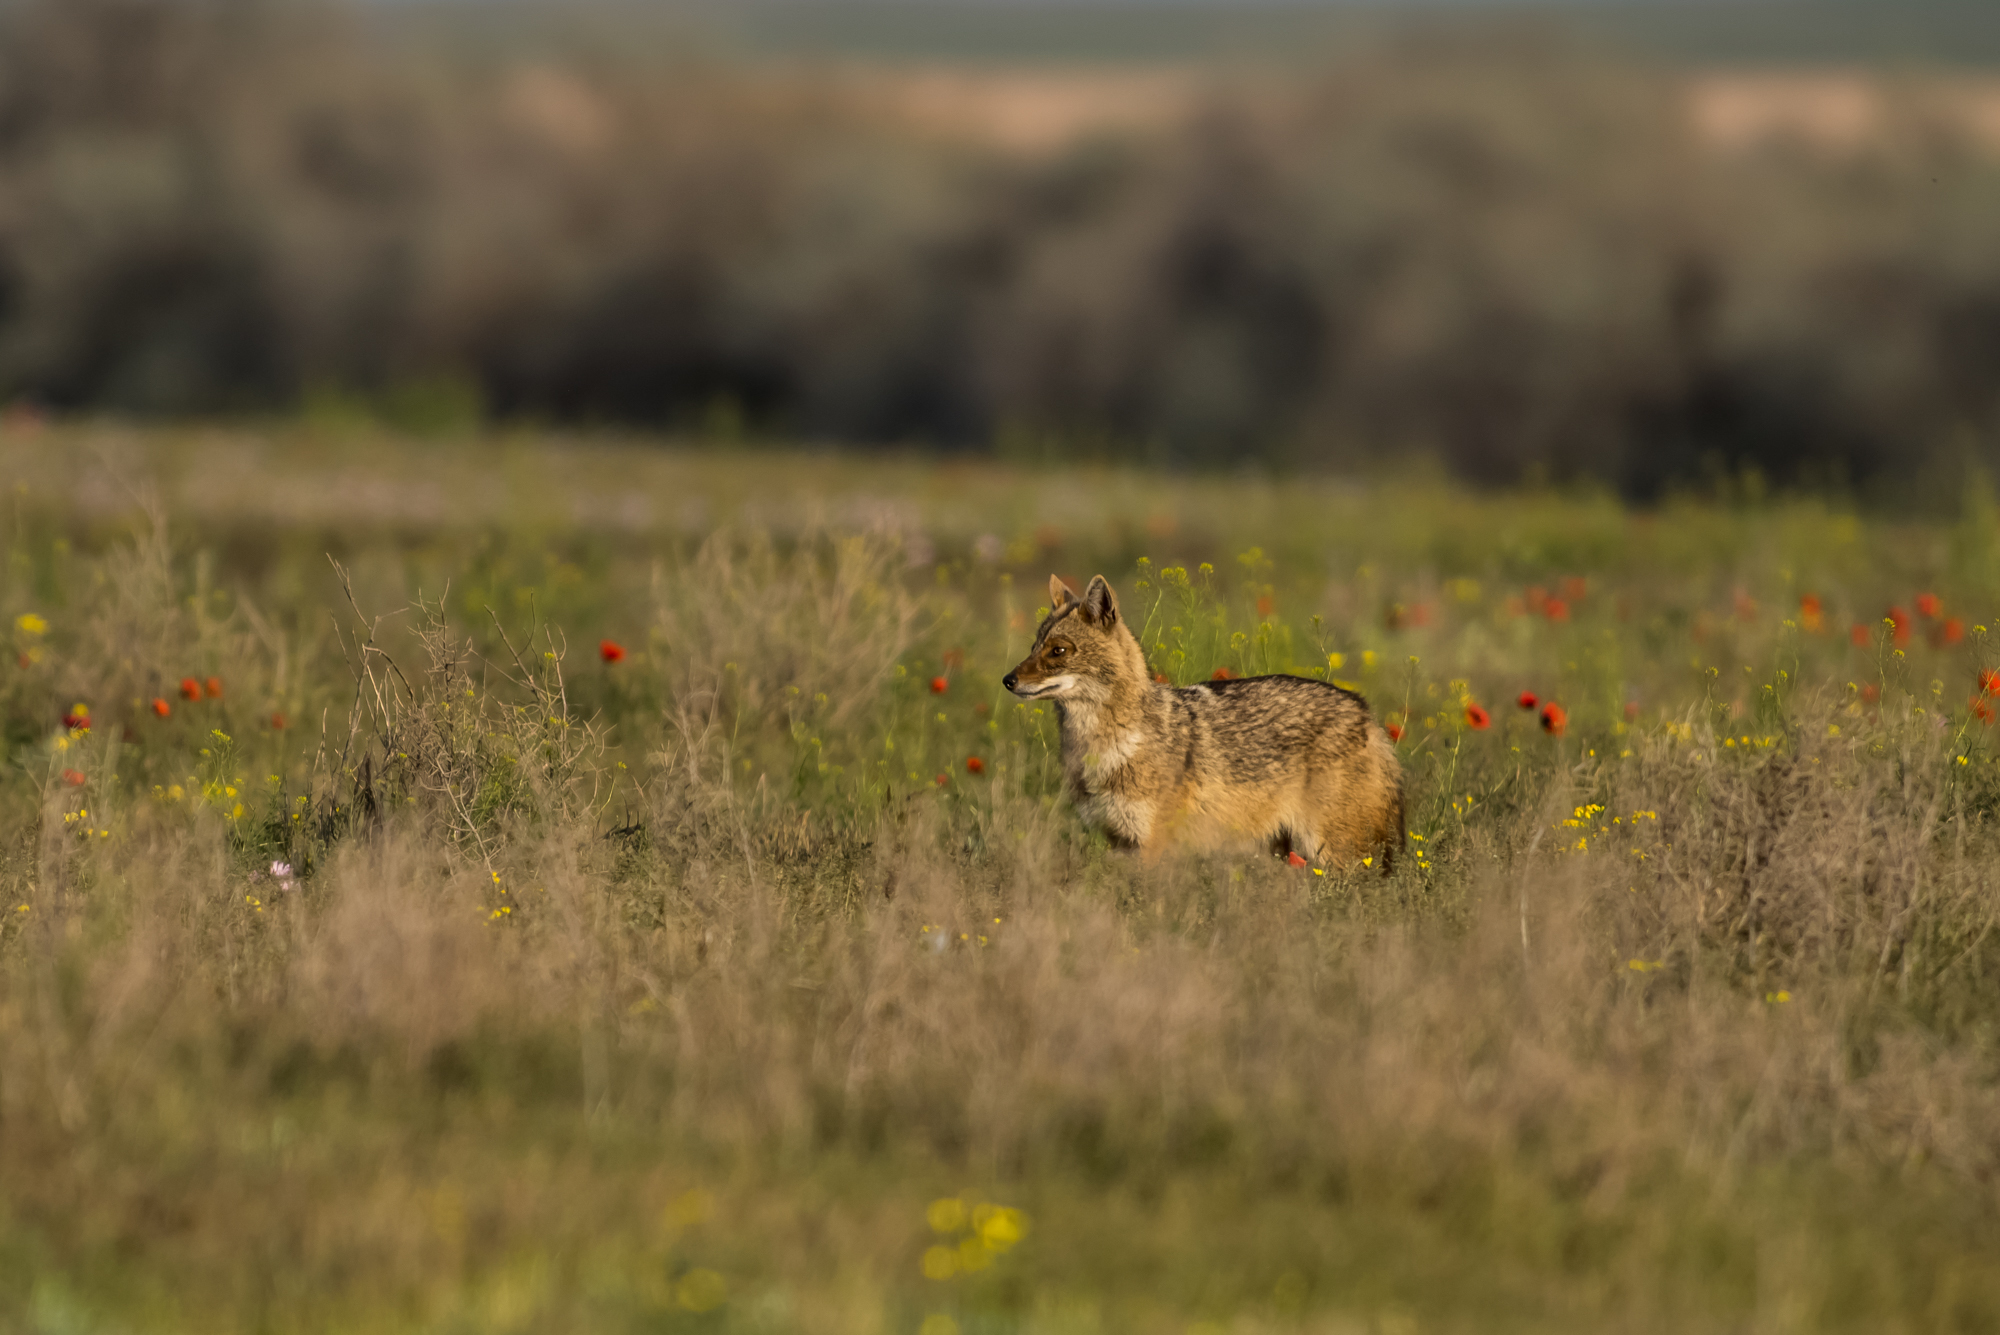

{"left": 1048, "top": 644, "right": 1067, "bottom": 658}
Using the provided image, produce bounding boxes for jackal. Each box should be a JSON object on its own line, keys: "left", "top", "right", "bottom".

{"left": 1004, "top": 574, "right": 1404, "bottom": 869}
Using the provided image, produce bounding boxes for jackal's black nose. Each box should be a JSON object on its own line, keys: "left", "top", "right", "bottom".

{"left": 1002, "top": 673, "right": 1018, "bottom": 693}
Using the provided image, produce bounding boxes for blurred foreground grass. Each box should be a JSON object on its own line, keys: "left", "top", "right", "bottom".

{"left": 4, "top": 424, "right": 2000, "bottom": 1333}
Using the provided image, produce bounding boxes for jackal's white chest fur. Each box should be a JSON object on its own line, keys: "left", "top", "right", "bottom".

{"left": 1061, "top": 705, "right": 1156, "bottom": 845}
{"left": 1074, "top": 786, "right": 1156, "bottom": 845}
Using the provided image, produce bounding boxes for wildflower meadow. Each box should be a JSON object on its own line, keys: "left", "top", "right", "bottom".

{"left": 4, "top": 426, "right": 2000, "bottom": 1333}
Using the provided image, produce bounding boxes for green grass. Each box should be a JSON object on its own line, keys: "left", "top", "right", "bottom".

{"left": 2, "top": 423, "right": 2000, "bottom": 1333}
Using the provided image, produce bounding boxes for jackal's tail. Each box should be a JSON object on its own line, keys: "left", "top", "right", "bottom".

{"left": 1377, "top": 752, "right": 1406, "bottom": 877}
{"left": 1375, "top": 794, "right": 1405, "bottom": 876}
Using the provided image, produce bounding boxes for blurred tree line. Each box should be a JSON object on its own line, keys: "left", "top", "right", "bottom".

{"left": 2, "top": 0, "right": 1998, "bottom": 498}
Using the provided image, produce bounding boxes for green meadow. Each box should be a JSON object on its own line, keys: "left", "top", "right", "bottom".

{"left": 3, "top": 425, "right": 1999, "bottom": 1333}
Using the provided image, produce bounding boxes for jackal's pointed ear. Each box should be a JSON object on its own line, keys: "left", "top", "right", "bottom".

{"left": 1049, "top": 574, "right": 1078, "bottom": 608}
{"left": 1081, "top": 574, "right": 1118, "bottom": 628}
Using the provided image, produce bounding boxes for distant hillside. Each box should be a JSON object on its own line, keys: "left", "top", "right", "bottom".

{"left": 372, "top": 0, "right": 2000, "bottom": 69}
{"left": 1572, "top": 0, "right": 2000, "bottom": 66}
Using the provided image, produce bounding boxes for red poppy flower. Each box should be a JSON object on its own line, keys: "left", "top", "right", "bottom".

{"left": 270, "top": 711, "right": 287, "bottom": 730}
{"left": 1256, "top": 594, "right": 1276, "bottom": 618}
{"left": 1211, "top": 667, "right": 1233, "bottom": 681}
{"left": 1939, "top": 618, "right": 1965, "bottom": 647}
{"left": 1518, "top": 691, "right": 1538, "bottom": 710}
{"left": 930, "top": 676, "right": 948, "bottom": 694}
{"left": 1916, "top": 592, "right": 1942, "bottom": 619}
{"left": 1624, "top": 700, "right": 1640, "bottom": 721}
{"left": 599, "top": 640, "right": 626, "bottom": 664}
{"left": 1887, "top": 608, "right": 1912, "bottom": 646}
{"left": 1973, "top": 697, "right": 1995, "bottom": 724}
{"left": 1981, "top": 669, "right": 2000, "bottom": 697}
{"left": 1799, "top": 594, "right": 1824, "bottom": 632}
{"left": 934, "top": 773, "right": 949, "bottom": 786}
{"left": 1850, "top": 623, "right": 1871, "bottom": 648}
{"left": 1153, "top": 672, "right": 1169, "bottom": 684}
{"left": 1861, "top": 683, "right": 1881, "bottom": 704}
{"left": 61, "top": 709, "right": 89, "bottom": 732}
{"left": 61, "top": 769, "right": 85, "bottom": 788}
{"left": 1562, "top": 576, "right": 1588, "bottom": 602}
{"left": 179, "top": 677, "right": 202, "bottom": 701}
{"left": 1286, "top": 851, "right": 1308, "bottom": 868}
{"left": 204, "top": 676, "right": 222, "bottom": 699}
{"left": 1540, "top": 702, "right": 1568, "bottom": 736}
{"left": 1385, "top": 722, "right": 1403, "bottom": 742}
{"left": 1542, "top": 598, "right": 1570, "bottom": 623}
{"left": 151, "top": 698, "right": 170, "bottom": 718}
{"left": 965, "top": 756, "right": 985, "bottom": 775}
{"left": 1465, "top": 702, "right": 1491, "bottom": 730}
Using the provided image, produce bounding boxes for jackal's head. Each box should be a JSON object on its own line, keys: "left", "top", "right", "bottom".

{"left": 1004, "top": 574, "right": 1144, "bottom": 702}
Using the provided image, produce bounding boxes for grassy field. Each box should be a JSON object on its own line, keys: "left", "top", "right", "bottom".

{"left": 4, "top": 423, "right": 2000, "bottom": 1333}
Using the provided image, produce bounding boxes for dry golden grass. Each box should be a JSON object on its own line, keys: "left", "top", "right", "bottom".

{"left": 2, "top": 428, "right": 1999, "bottom": 1332}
